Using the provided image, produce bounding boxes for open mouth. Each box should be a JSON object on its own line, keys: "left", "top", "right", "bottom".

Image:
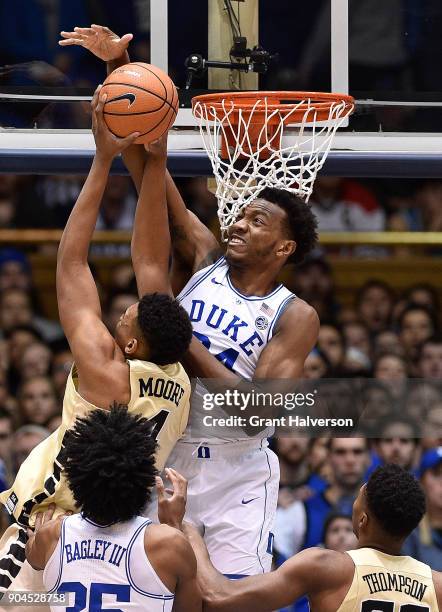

{"left": 229, "top": 234, "right": 246, "bottom": 245}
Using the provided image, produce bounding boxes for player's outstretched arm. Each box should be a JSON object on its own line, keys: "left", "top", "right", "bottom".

{"left": 130, "top": 135, "right": 171, "bottom": 296}
{"left": 57, "top": 86, "right": 138, "bottom": 401}
{"left": 59, "top": 24, "right": 221, "bottom": 288}
{"left": 183, "top": 524, "right": 329, "bottom": 612}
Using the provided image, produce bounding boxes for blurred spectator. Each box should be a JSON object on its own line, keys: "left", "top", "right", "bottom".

{"left": 404, "top": 284, "right": 440, "bottom": 318}
{"left": 372, "top": 415, "right": 420, "bottom": 472}
{"left": 359, "top": 382, "right": 395, "bottom": 435}
{"left": 356, "top": 280, "right": 395, "bottom": 334}
{"left": 12, "top": 425, "right": 50, "bottom": 475}
{"left": 310, "top": 177, "right": 385, "bottom": 232}
{"left": 303, "top": 348, "right": 330, "bottom": 380}
{"left": 399, "top": 304, "right": 437, "bottom": 362}
{"left": 0, "top": 287, "right": 62, "bottom": 342}
{"left": 0, "top": 249, "right": 32, "bottom": 292}
{"left": 322, "top": 512, "right": 358, "bottom": 552}
{"left": 343, "top": 322, "right": 371, "bottom": 360}
{"left": 275, "top": 438, "right": 369, "bottom": 559}
{"left": 17, "top": 376, "right": 59, "bottom": 427}
{"left": 108, "top": 263, "right": 136, "bottom": 292}
{"left": 373, "top": 330, "right": 405, "bottom": 358}
{"left": 0, "top": 408, "right": 13, "bottom": 489}
{"left": 104, "top": 290, "right": 138, "bottom": 335}
{"left": 418, "top": 336, "right": 442, "bottom": 380}
{"left": 51, "top": 344, "right": 73, "bottom": 400}
{"left": 291, "top": 258, "right": 339, "bottom": 323}
{"left": 19, "top": 342, "right": 52, "bottom": 381}
{"left": 403, "top": 448, "right": 442, "bottom": 569}
{"left": 317, "top": 325, "right": 345, "bottom": 373}
{"left": 422, "top": 403, "right": 442, "bottom": 451}
{"left": 274, "top": 438, "right": 326, "bottom": 509}
{"left": 374, "top": 352, "right": 408, "bottom": 400}
{"left": 47, "top": 414, "right": 62, "bottom": 433}
{"left": 95, "top": 176, "right": 136, "bottom": 230}
{"left": 406, "top": 382, "right": 441, "bottom": 423}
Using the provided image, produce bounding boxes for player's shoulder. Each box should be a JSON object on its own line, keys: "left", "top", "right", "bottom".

{"left": 286, "top": 548, "right": 353, "bottom": 585}
{"left": 145, "top": 524, "right": 194, "bottom": 568}
{"left": 431, "top": 570, "right": 442, "bottom": 609}
{"left": 277, "top": 297, "right": 320, "bottom": 332}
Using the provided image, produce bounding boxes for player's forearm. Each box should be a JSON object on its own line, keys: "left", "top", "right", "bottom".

{"left": 183, "top": 337, "right": 239, "bottom": 383}
{"left": 58, "top": 155, "right": 111, "bottom": 267}
{"left": 131, "top": 154, "right": 170, "bottom": 281}
{"left": 182, "top": 525, "right": 233, "bottom": 611}
{"left": 166, "top": 172, "right": 198, "bottom": 265}
{"left": 106, "top": 51, "right": 130, "bottom": 75}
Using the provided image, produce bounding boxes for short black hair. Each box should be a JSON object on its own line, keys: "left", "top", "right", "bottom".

{"left": 259, "top": 187, "right": 318, "bottom": 264}
{"left": 62, "top": 406, "right": 158, "bottom": 525}
{"left": 137, "top": 293, "right": 193, "bottom": 365}
{"left": 365, "top": 464, "right": 425, "bottom": 538}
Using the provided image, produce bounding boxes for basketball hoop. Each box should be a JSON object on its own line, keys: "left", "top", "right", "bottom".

{"left": 192, "top": 91, "right": 354, "bottom": 237}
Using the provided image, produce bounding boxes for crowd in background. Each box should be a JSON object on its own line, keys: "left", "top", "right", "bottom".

{"left": 1, "top": 174, "right": 442, "bottom": 236}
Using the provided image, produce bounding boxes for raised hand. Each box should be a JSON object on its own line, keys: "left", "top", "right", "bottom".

{"left": 59, "top": 24, "right": 132, "bottom": 62}
{"left": 156, "top": 467, "right": 187, "bottom": 530}
{"left": 91, "top": 85, "right": 139, "bottom": 160}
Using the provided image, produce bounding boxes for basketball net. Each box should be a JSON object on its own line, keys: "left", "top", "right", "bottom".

{"left": 193, "top": 92, "right": 354, "bottom": 238}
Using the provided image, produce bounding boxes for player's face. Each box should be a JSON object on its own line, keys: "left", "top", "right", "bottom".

{"left": 225, "top": 200, "right": 294, "bottom": 266}
{"left": 114, "top": 302, "right": 140, "bottom": 353}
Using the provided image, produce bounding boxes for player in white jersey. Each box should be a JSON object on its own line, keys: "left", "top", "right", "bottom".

{"left": 59, "top": 25, "right": 320, "bottom": 577}
{"left": 26, "top": 405, "right": 201, "bottom": 611}
{"left": 166, "top": 465, "right": 442, "bottom": 611}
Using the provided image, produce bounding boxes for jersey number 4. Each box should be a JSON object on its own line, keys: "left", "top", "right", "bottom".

{"left": 362, "top": 601, "right": 429, "bottom": 611}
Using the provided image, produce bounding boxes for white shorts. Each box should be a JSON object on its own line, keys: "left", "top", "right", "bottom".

{"left": 149, "top": 439, "right": 279, "bottom": 577}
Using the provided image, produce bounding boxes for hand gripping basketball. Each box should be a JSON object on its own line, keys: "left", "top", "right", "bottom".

{"left": 91, "top": 85, "right": 140, "bottom": 160}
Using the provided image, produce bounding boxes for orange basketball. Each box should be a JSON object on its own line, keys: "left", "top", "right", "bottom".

{"left": 101, "top": 63, "right": 179, "bottom": 144}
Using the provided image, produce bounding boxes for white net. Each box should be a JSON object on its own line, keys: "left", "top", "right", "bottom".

{"left": 193, "top": 93, "right": 354, "bottom": 238}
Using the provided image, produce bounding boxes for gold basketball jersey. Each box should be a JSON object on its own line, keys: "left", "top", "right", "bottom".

{"left": 0, "top": 359, "right": 190, "bottom": 527}
{"left": 337, "top": 547, "right": 439, "bottom": 612}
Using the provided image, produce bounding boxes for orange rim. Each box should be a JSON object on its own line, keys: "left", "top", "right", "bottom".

{"left": 192, "top": 90, "right": 355, "bottom": 123}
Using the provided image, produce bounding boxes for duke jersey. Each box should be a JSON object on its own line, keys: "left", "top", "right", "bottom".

{"left": 338, "top": 548, "right": 439, "bottom": 611}
{"left": 178, "top": 257, "right": 295, "bottom": 442}
{"left": 43, "top": 514, "right": 174, "bottom": 612}
{"left": 0, "top": 359, "right": 190, "bottom": 528}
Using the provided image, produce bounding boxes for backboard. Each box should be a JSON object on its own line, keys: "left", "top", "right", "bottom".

{"left": 1, "top": 0, "right": 442, "bottom": 175}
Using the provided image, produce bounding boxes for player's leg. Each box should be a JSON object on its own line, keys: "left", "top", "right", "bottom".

{"left": 201, "top": 444, "right": 280, "bottom": 576}
{"left": 0, "top": 524, "right": 50, "bottom": 612}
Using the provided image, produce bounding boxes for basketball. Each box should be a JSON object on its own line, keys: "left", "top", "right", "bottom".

{"left": 101, "top": 62, "right": 179, "bottom": 144}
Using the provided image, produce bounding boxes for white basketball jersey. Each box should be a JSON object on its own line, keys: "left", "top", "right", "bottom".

{"left": 43, "top": 514, "right": 174, "bottom": 611}
{"left": 178, "top": 257, "right": 295, "bottom": 442}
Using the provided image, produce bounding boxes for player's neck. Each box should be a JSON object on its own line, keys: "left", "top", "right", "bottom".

{"left": 228, "top": 264, "right": 280, "bottom": 297}
{"left": 358, "top": 538, "right": 404, "bottom": 557}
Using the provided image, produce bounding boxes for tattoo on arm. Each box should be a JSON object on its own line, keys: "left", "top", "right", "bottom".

{"left": 193, "top": 247, "right": 225, "bottom": 273}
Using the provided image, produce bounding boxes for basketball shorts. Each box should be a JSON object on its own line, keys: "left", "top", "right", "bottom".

{"left": 147, "top": 439, "right": 279, "bottom": 577}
